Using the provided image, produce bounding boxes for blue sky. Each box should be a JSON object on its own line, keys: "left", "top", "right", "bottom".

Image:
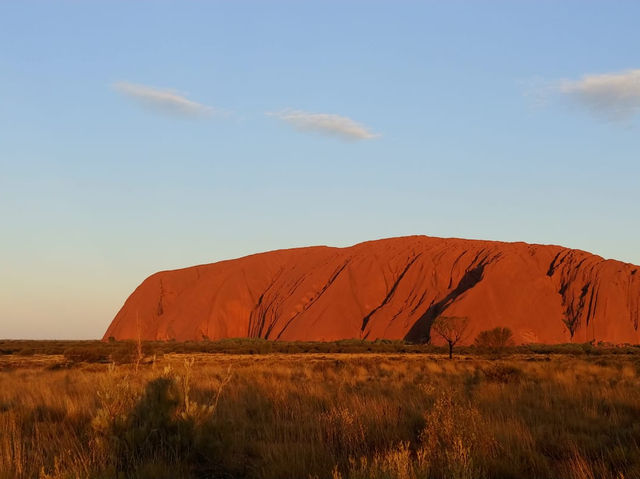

{"left": 1, "top": 1, "right": 639, "bottom": 339}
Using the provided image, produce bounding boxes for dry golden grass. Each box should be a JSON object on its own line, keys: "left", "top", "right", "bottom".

{"left": 1, "top": 352, "right": 640, "bottom": 478}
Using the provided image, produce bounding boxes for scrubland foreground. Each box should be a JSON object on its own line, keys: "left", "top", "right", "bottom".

{"left": 2, "top": 348, "right": 640, "bottom": 478}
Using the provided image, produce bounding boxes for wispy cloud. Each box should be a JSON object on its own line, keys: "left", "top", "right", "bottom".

{"left": 112, "top": 82, "right": 213, "bottom": 118}
{"left": 556, "top": 69, "right": 640, "bottom": 122}
{"left": 269, "top": 109, "right": 378, "bottom": 140}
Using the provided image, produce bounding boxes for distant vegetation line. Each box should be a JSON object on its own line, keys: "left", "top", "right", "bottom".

{"left": 1, "top": 337, "right": 640, "bottom": 361}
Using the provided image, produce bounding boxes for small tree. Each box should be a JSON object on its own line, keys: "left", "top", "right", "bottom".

{"left": 474, "top": 327, "right": 514, "bottom": 351}
{"left": 431, "top": 316, "right": 470, "bottom": 359}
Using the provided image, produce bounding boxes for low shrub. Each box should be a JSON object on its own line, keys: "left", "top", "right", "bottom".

{"left": 16, "top": 347, "right": 36, "bottom": 356}
{"left": 63, "top": 346, "right": 109, "bottom": 363}
{"left": 109, "top": 344, "right": 138, "bottom": 365}
{"left": 481, "top": 364, "right": 523, "bottom": 384}
{"left": 339, "top": 394, "right": 495, "bottom": 479}
{"left": 475, "top": 327, "right": 515, "bottom": 350}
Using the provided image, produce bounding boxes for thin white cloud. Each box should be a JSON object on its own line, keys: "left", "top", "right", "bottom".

{"left": 269, "top": 109, "right": 378, "bottom": 140}
{"left": 112, "top": 81, "right": 213, "bottom": 117}
{"left": 557, "top": 69, "right": 640, "bottom": 122}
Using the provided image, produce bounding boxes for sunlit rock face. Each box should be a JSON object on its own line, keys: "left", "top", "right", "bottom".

{"left": 104, "top": 236, "right": 640, "bottom": 345}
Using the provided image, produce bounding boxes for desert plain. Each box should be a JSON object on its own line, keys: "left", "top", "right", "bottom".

{"left": 2, "top": 340, "right": 640, "bottom": 479}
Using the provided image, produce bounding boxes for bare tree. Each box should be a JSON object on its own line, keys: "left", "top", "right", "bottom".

{"left": 431, "top": 316, "right": 470, "bottom": 359}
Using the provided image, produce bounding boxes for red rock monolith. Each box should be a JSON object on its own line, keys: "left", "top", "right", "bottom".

{"left": 103, "top": 236, "right": 640, "bottom": 344}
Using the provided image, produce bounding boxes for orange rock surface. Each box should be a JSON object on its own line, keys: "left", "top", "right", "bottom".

{"left": 104, "top": 236, "right": 640, "bottom": 344}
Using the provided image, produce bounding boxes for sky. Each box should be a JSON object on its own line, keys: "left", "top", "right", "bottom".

{"left": 1, "top": 1, "right": 639, "bottom": 339}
